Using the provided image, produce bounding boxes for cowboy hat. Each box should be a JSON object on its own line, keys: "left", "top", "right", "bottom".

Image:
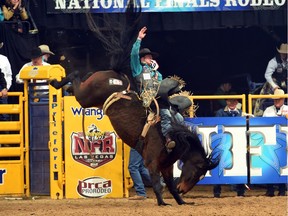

{"left": 0, "top": 42, "right": 3, "bottom": 49}
{"left": 273, "top": 89, "right": 285, "bottom": 99}
{"left": 30, "top": 47, "right": 44, "bottom": 59}
{"left": 38, "top": 44, "right": 55, "bottom": 55}
{"left": 139, "top": 48, "right": 159, "bottom": 58}
{"left": 276, "top": 43, "right": 288, "bottom": 54}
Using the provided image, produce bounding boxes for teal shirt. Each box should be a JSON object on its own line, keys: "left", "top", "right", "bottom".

{"left": 130, "top": 39, "right": 162, "bottom": 81}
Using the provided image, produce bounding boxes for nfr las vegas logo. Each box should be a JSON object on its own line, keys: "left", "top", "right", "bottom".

{"left": 71, "top": 124, "right": 117, "bottom": 168}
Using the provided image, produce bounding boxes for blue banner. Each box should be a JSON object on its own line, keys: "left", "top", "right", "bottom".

{"left": 173, "top": 117, "right": 288, "bottom": 185}
{"left": 47, "top": 0, "right": 287, "bottom": 14}
{"left": 249, "top": 117, "right": 287, "bottom": 184}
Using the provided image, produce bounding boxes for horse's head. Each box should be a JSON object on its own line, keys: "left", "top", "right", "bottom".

{"left": 170, "top": 127, "right": 219, "bottom": 194}
{"left": 177, "top": 151, "right": 218, "bottom": 194}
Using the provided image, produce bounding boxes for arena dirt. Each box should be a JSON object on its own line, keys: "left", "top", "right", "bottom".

{"left": 0, "top": 185, "right": 287, "bottom": 216}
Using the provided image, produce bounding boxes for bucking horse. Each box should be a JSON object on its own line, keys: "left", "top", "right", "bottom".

{"left": 50, "top": 1, "right": 219, "bottom": 206}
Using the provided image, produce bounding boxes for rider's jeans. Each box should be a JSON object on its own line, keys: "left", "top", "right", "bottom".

{"left": 128, "top": 148, "right": 151, "bottom": 197}
{"left": 160, "top": 108, "right": 184, "bottom": 136}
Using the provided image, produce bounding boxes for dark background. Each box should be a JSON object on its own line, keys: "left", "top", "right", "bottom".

{"left": 0, "top": 1, "right": 287, "bottom": 107}
{"left": 31, "top": 2, "right": 287, "bottom": 95}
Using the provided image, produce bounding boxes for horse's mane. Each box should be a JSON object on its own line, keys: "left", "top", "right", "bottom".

{"left": 86, "top": 0, "right": 141, "bottom": 76}
{"left": 169, "top": 124, "right": 204, "bottom": 154}
{"left": 169, "top": 124, "right": 220, "bottom": 167}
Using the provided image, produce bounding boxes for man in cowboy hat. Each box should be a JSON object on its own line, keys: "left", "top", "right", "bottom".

{"left": 16, "top": 47, "right": 49, "bottom": 84}
{"left": 263, "top": 89, "right": 288, "bottom": 117}
{"left": 15, "top": 47, "right": 51, "bottom": 99}
{"left": 254, "top": 43, "right": 288, "bottom": 116}
{"left": 130, "top": 26, "right": 179, "bottom": 148}
{"left": 212, "top": 92, "right": 246, "bottom": 198}
{"left": 38, "top": 44, "right": 55, "bottom": 63}
{"left": 262, "top": 88, "right": 287, "bottom": 197}
{"left": 129, "top": 27, "right": 171, "bottom": 200}
{"left": 266, "top": 44, "right": 288, "bottom": 92}
{"left": 0, "top": 42, "right": 12, "bottom": 121}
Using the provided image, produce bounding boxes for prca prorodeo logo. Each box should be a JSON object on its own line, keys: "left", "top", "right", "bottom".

{"left": 77, "top": 176, "right": 112, "bottom": 198}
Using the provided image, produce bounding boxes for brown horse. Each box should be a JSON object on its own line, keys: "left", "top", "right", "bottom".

{"left": 50, "top": 1, "right": 219, "bottom": 205}
{"left": 50, "top": 70, "right": 219, "bottom": 205}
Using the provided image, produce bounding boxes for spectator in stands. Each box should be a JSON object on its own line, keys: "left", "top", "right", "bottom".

{"left": 0, "top": 42, "right": 12, "bottom": 121}
{"left": 16, "top": 47, "right": 49, "bottom": 84}
{"left": 0, "top": 71, "right": 7, "bottom": 95}
{"left": 39, "top": 44, "right": 55, "bottom": 63}
{"left": 254, "top": 43, "right": 287, "bottom": 116}
{"left": 128, "top": 148, "right": 152, "bottom": 200}
{"left": 212, "top": 79, "right": 232, "bottom": 115}
{"left": 214, "top": 79, "right": 232, "bottom": 109}
{"left": 2, "top": 0, "right": 28, "bottom": 33}
{"left": 2, "top": 0, "right": 37, "bottom": 34}
{"left": 263, "top": 89, "right": 288, "bottom": 117}
{"left": 262, "top": 89, "right": 287, "bottom": 197}
{"left": 15, "top": 47, "right": 50, "bottom": 98}
{"left": 213, "top": 92, "right": 246, "bottom": 198}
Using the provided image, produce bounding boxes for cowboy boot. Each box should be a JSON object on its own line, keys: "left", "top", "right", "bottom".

{"left": 165, "top": 136, "right": 176, "bottom": 149}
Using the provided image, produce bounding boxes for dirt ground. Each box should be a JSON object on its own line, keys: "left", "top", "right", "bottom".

{"left": 0, "top": 185, "right": 287, "bottom": 216}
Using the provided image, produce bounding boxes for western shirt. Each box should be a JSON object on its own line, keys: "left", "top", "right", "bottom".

{"left": 263, "top": 104, "right": 288, "bottom": 117}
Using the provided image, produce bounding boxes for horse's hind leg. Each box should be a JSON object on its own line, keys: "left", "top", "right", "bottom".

{"left": 49, "top": 71, "right": 80, "bottom": 89}
{"left": 50, "top": 73, "right": 72, "bottom": 89}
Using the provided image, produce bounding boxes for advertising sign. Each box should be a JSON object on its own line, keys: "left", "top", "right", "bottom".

{"left": 64, "top": 97, "right": 125, "bottom": 198}
{"left": 46, "top": 0, "right": 287, "bottom": 14}
{"left": 249, "top": 117, "right": 288, "bottom": 184}
{"left": 173, "top": 117, "right": 288, "bottom": 185}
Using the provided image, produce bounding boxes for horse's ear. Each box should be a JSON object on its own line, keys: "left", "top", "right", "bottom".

{"left": 206, "top": 153, "right": 220, "bottom": 170}
{"left": 207, "top": 160, "right": 219, "bottom": 170}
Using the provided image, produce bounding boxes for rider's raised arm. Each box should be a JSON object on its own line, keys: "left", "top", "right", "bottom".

{"left": 130, "top": 27, "right": 148, "bottom": 78}
{"left": 130, "top": 38, "right": 142, "bottom": 78}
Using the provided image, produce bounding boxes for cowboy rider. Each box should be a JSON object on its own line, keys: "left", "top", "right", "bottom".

{"left": 130, "top": 26, "right": 177, "bottom": 150}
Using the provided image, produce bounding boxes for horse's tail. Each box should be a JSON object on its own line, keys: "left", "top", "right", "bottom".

{"left": 86, "top": 0, "right": 141, "bottom": 74}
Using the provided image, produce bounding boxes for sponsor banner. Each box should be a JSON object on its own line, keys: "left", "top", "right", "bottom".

{"left": 174, "top": 117, "right": 288, "bottom": 184}
{"left": 64, "top": 96, "right": 125, "bottom": 198}
{"left": 70, "top": 130, "right": 117, "bottom": 169}
{"left": 249, "top": 117, "right": 288, "bottom": 184}
{"left": 77, "top": 177, "right": 112, "bottom": 198}
{"left": 46, "top": 0, "right": 287, "bottom": 14}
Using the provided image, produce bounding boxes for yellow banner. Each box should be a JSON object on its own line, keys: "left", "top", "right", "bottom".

{"left": 63, "top": 96, "right": 125, "bottom": 198}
